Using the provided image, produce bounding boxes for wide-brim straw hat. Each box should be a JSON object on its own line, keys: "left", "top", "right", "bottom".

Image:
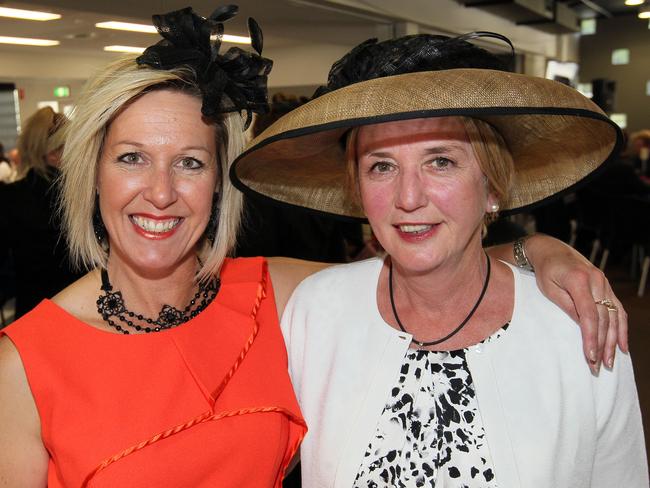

{"left": 231, "top": 55, "right": 622, "bottom": 220}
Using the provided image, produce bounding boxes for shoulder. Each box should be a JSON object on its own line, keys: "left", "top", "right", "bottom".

{"left": 297, "top": 257, "right": 382, "bottom": 290}
{"left": 503, "top": 263, "right": 583, "bottom": 352}
{"left": 289, "top": 257, "right": 383, "bottom": 307}
{"left": 220, "top": 256, "right": 267, "bottom": 284}
{"left": 512, "top": 265, "right": 575, "bottom": 324}
{"left": 51, "top": 269, "right": 102, "bottom": 326}
{"left": 266, "top": 257, "right": 331, "bottom": 318}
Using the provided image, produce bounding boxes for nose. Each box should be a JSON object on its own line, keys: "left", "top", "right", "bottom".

{"left": 394, "top": 167, "right": 427, "bottom": 212}
{"left": 143, "top": 166, "right": 178, "bottom": 209}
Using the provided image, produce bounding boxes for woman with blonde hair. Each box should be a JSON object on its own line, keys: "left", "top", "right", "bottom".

{"left": 0, "top": 7, "right": 631, "bottom": 488}
{"left": 0, "top": 7, "right": 305, "bottom": 487}
{"left": 0, "top": 106, "right": 77, "bottom": 318}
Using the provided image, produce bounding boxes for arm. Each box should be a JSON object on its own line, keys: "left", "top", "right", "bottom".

{"left": 267, "top": 257, "right": 330, "bottom": 319}
{"left": 0, "top": 336, "right": 49, "bottom": 487}
{"left": 591, "top": 353, "right": 648, "bottom": 487}
{"left": 486, "top": 234, "right": 626, "bottom": 373}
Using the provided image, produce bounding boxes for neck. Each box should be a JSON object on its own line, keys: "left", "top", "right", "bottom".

{"left": 105, "top": 253, "right": 199, "bottom": 318}
{"left": 391, "top": 241, "right": 488, "bottom": 311}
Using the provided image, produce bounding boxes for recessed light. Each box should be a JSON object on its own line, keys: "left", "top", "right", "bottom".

{"left": 0, "top": 7, "right": 60, "bottom": 21}
{"left": 104, "top": 45, "right": 146, "bottom": 53}
{"left": 0, "top": 36, "right": 59, "bottom": 46}
{"left": 96, "top": 20, "right": 251, "bottom": 44}
{"left": 96, "top": 21, "right": 157, "bottom": 34}
{"left": 625, "top": 0, "right": 644, "bottom": 5}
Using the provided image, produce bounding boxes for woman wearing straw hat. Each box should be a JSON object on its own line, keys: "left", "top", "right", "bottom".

{"left": 232, "top": 34, "right": 647, "bottom": 486}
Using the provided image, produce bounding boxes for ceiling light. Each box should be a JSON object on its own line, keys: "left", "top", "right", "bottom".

{"left": 222, "top": 34, "right": 251, "bottom": 44}
{"left": 0, "top": 36, "right": 59, "bottom": 46}
{"left": 0, "top": 6, "right": 60, "bottom": 21}
{"left": 104, "top": 45, "right": 146, "bottom": 53}
{"left": 639, "top": 4, "right": 650, "bottom": 17}
{"left": 96, "top": 21, "right": 157, "bottom": 33}
{"left": 625, "top": 0, "right": 644, "bottom": 5}
{"left": 96, "top": 20, "right": 250, "bottom": 44}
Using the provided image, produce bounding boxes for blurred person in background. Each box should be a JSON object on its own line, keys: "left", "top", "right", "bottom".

{"left": 0, "top": 142, "right": 15, "bottom": 182}
{"left": 0, "top": 107, "right": 80, "bottom": 319}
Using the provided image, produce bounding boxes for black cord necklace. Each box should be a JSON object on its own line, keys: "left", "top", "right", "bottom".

{"left": 96, "top": 268, "right": 220, "bottom": 335}
{"left": 388, "top": 254, "right": 491, "bottom": 347}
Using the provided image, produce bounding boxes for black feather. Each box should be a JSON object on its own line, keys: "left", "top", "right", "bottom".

{"left": 210, "top": 4, "right": 239, "bottom": 22}
{"left": 248, "top": 17, "right": 263, "bottom": 55}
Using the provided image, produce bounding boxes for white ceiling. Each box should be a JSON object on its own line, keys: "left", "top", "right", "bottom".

{"left": 0, "top": 0, "right": 614, "bottom": 88}
{"left": 0, "top": 0, "right": 381, "bottom": 55}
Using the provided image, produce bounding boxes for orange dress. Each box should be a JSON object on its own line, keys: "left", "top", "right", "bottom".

{"left": 1, "top": 257, "right": 306, "bottom": 487}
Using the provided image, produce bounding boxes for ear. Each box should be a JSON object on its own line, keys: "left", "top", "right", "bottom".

{"left": 485, "top": 193, "right": 499, "bottom": 214}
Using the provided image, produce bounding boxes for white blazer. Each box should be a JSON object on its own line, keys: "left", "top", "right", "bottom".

{"left": 281, "top": 258, "right": 648, "bottom": 487}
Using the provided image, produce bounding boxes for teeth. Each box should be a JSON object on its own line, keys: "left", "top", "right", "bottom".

{"left": 132, "top": 216, "right": 180, "bottom": 233}
{"left": 399, "top": 224, "right": 432, "bottom": 234}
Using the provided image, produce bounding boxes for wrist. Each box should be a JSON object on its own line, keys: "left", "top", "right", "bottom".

{"left": 514, "top": 236, "right": 535, "bottom": 272}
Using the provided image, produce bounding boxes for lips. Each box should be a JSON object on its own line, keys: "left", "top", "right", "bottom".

{"left": 398, "top": 224, "right": 433, "bottom": 235}
{"left": 130, "top": 215, "right": 182, "bottom": 235}
{"left": 394, "top": 222, "right": 440, "bottom": 241}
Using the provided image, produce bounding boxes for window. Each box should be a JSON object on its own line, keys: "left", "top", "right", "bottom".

{"left": 611, "top": 48, "right": 630, "bottom": 65}
{"left": 581, "top": 18, "right": 596, "bottom": 35}
{"left": 610, "top": 113, "right": 627, "bottom": 129}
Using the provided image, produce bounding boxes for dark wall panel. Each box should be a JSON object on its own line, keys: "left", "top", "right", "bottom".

{"left": 580, "top": 14, "right": 650, "bottom": 132}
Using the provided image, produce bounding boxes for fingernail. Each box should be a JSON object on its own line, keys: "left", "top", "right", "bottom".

{"left": 607, "top": 357, "right": 614, "bottom": 369}
{"left": 589, "top": 349, "right": 597, "bottom": 362}
{"left": 590, "top": 361, "right": 601, "bottom": 375}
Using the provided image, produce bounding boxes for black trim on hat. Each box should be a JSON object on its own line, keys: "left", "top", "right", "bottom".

{"left": 230, "top": 105, "right": 622, "bottom": 218}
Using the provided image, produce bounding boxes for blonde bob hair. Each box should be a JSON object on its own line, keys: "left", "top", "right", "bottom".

{"left": 59, "top": 55, "right": 244, "bottom": 281}
{"left": 345, "top": 116, "right": 514, "bottom": 225}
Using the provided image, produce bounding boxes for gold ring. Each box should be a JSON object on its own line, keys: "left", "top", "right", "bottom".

{"left": 595, "top": 298, "right": 617, "bottom": 312}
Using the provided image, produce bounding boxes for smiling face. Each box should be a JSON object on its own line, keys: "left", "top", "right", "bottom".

{"left": 357, "top": 116, "right": 498, "bottom": 274}
{"left": 97, "top": 89, "right": 219, "bottom": 277}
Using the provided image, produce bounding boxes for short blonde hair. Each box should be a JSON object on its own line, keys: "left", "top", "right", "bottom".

{"left": 59, "top": 55, "right": 244, "bottom": 280}
{"left": 345, "top": 116, "right": 514, "bottom": 224}
{"left": 16, "top": 106, "right": 60, "bottom": 180}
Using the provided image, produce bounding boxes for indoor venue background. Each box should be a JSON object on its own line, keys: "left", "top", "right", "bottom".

{"left": 0, "top": 0, "right": 648, "bottom": 483}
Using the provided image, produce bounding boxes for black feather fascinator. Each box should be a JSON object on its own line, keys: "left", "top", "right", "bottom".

{"left": 313, "top": 31, "right": 514, "bottom": 98}
{"left": 137, "top": 5, "right": 273, "bottom": 129}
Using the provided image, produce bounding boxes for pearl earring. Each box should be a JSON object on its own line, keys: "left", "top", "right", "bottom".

{"left": 490, "top": 203, "right": 499, "bottom": 213}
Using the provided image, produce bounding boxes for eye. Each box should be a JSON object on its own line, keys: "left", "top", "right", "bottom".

{"left": 369, "top": 161, "right": 395, "bottom": 174}
{"left": 178, "top": 157, "right": 203, "bottom": 170}
{"left": 429, "top": 156, "right": 454, "bottom": 169}
{"left": 118, "top": 152, "right": 143, "bottom": 164}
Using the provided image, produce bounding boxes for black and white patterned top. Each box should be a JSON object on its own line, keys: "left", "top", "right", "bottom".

{"left": 353, "top": 326, "right": 508, "bottom": 488}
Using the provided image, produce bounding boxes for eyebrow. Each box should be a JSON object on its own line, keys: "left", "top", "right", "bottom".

{"left": 422, "top": 144, "right": 468, "bottom": 155}
{"left": 366, "top": 144, "right": 468, "bottom": 158}
{"left": 112, "top": 140, "right": 213, "bottom": 153}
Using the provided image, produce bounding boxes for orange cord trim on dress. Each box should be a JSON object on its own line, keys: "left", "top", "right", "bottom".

{"left": 81, "top": 264, "right": 304, "bottom": 487}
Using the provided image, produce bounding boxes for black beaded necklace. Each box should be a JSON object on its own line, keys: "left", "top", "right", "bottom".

{"left": 388, "top": 254, "right": 491, "bottom": 347}
{"left": 96, "top": 268, "right": 220, "bottom": 335}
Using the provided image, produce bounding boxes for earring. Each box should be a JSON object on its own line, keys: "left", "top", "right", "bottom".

{"left": 204, "top": 192, "right": 220, "bottom": 244}
{"left": 93, "top": 195, "right": 107, "bottom": 243}
{"left": 490, "top": 203, "right": 499, "bottom": 213}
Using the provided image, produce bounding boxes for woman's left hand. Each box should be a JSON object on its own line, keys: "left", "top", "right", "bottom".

{"left": 524, "top": 234, "right": 627, "bottom": 374}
